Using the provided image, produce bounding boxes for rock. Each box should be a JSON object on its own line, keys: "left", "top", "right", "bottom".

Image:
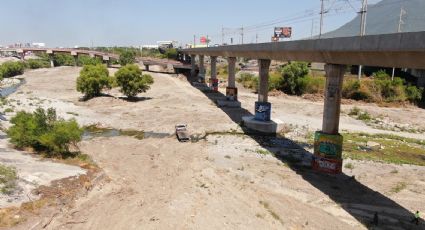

{"left": 366, "top": 141, "right": 381, "bottom": 150}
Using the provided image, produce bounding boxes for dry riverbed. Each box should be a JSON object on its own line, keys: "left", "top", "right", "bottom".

{"left": 0, "top": 66, "right": 424, "bottom": 229}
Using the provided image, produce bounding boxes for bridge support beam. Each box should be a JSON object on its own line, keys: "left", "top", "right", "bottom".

{"left": 190, "top": 54, "right": 196, "bottom": 78}
{"left": 242, "top": 59, "right": 282, "bottom": 133}
{"left": 145, "top": 65, "right": 149, "bottom": 71}
{"left": 199, "top": 55, "right": 205, "bottom": 83}
{"left": 209, "top": 56, "right": 218, "bottom": 91}
{"left": 71, "top": 52, "right": 78, "bottom": 66}
{"left": 48, "top": 55, "right": 54, "bottom": 68}
{"left": 217, "top": 57, "right": 240, "bottom": 108}
{"left": 312, "top": 64, "right": 345, "bottom": 174}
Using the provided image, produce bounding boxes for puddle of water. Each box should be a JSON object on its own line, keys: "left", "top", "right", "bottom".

{"left": 82, "top": 126, "right": 171, "bottom": 140}
{"left": 0, "top": 78, "right": 26, "bottom": 97}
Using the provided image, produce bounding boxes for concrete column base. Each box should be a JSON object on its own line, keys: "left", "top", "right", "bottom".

{"left": 217, "top": 100, "right": 241, "bottom": 108}
{"left": 242, "top": 116, "right": 283, "bottom": 134}
{"left": 225, "top": 87, "right": 238, "bottom": 101}
{"left": 312, "top": 131, "right": 343, "bottom": 174}
{"left": 209, "top": 78, "right": 219, "bottom": 92}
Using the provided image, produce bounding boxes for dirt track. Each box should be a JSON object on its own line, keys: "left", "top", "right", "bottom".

{"left": 3, "top": 67, "right": 425, "bottom": 229}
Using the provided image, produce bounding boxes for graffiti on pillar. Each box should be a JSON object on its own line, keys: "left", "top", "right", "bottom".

{"left": 226, "top": 87, "right": 238, "bottom": 101}
{"left": 209, "top": 79, "right": 219, "bottom": 91}
{"left": 254, "top": 102, "right": 271, "bottom": 122}
{"left": 313, "top": 131, "right": 343, "bottom": 159}
{"left": 312, "top": 156, "right": 342, "bottom": 174}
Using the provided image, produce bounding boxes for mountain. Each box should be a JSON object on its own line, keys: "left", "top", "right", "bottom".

{"left": 322, "top": 0, "right": 425, "bottom": 38}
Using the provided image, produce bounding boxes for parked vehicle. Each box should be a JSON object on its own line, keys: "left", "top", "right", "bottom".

{"left": 175, "top": 124, "right": 190, "bottom": 142}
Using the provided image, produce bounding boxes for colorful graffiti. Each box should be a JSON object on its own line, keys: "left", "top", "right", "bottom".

{"left": 313, "top": 132, "right": 343, "bottom": 159}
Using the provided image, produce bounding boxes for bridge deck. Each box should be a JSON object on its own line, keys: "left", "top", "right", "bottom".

{"left": 182, "top": 31, "right": 425, "bottom": 69}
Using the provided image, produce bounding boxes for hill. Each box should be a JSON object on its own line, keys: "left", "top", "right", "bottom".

{"left": 322, "top": 0, "right": 425, "bottom": 38}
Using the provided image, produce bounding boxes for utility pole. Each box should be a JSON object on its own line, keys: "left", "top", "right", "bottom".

{"left": 256, "top": 33, "right": 258, "bottom": 43}
{"left": 358, "top": 0, "right": 368, "bottom": 80}
{"left": 207, "top": 35, "right": 209, "bottom": 47}
{"left": 311, "top": 19, "right": 315, "bottom": 39}
{"left": 319, "top": 0, "right": 325, "bottom": 38}
{"left": 392, "top": 6, "right": 406, "bottom": 80}
{"left": 193, "top": 35, "right": 196, "bottom": 48}
{"left": 222, "top": 26, "right": 224, "bottom": 45}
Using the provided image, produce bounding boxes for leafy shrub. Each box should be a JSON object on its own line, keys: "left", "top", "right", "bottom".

{"left": 405, "top": 85, "right": 423, "bottom": 103}
{"left": 26, "top": 59, "right": 50, "bottom": 69}
{"left": 280, "top": 62, "right": 309, "bottom": 95}
{"left": 162, "top": 48, "right": 178, "bottom": 59}
{"left": 77, "top": 55, "right": 102, "bottom": 66}
{"left": 342, "top": 79, "right": 373, "bottom": 101}
{"left": 237, "top": 73, "right": 258, "bottom": 91}
{"left": 297, "top": 75, "right": 326, "bottom": 94}
{"left": 7, "top": 108, "right": 83, "bottom": 156}
{"left": 53, "top": 53, "right": 75, "bottom": 66}
{"left": 115, "top": 64, "right": 154, "bottom": 98}
{"left": 0, "top": 164, "right": 17, "bottom": 194}
{"left": 76, "top": 64, "right": 111, "bottom": 98}
{"left": 119, "top": 50, "right": 136, "bottom": 66}
{"left": 0, "top": 61, "right": 26, "bottom": 78}
{"left": 268, "top": 72, "right": 283, "bottom": 91}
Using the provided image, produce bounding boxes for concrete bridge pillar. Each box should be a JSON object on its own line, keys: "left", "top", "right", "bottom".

{"left": 227, "top": 57, "right": 236, "bottom": 89}
{"left": 103, "top": 56, "right": 110, "bottom": 67}
{"left": 199, "top": 55, "right": 205, "bottom": 83}
{"left": 241, "top": 59, "right": 282, "bottom": 133}
{"left": 210, "top": 56, "right": 218, "bottom": 91}
{"left": 71, "top": 51, "right": 78, "bottom": 66}
{"left": 258, "top": 59, "right": 271, "bottom": 103}
{"left": 145, "top": 65, "right": 150, "bottom": 71}
{"left": 190, "top": 54, "right": 196, "bottom": 78}
{"left": 217, "top": 56, "right": 240, "bottom": 107}
{"left": 312, "top": 64, "right": 345, "bottom": 174}
{"left": 46, "top": 50, "right": 54, "bottom": 68}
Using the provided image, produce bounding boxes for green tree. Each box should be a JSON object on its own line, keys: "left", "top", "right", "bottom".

{"left": 77, "top": 55, "right": 102, "bottom": 66}
{"left": 162, "top": 48, "right": 178, "bottom": 59}
{"left": 0, "top": 61, "right": 26, "bottom": 79}
{"left": 119, "top": 50, "right": 136, "bottom": 66}
{"left": 7, "top": 111, "right": 39, "bottom": 148}
{"left": 39, "top": 119, "right": 82, "bottom": 154}
{"left": 280, "top": 62, "right": 309, "bottom": 95}
{"left": 7, "top": 108, "right": 83, "bottom": 156}
{"left": 115, "top": 64, "right": 154, "bottom": 98}
{"left": 53, "top": 53, "right": 75, "bottom": 66}
{"left": 26, "top": 59, "right": 50, "bottom": 69}
{"left": 76, "top": 64, "right": 111, "bottom": 98}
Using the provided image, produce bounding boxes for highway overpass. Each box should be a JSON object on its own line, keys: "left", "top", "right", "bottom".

{"left": 0, "top": 47, "right": 191, "bottom": 71}
{"left": 182, "top": 31, "right": 425, "bottom": 174}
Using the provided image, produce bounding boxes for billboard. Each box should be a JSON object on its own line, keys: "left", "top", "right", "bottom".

{"left": 200, "top": 36, "right": 207, "bottom": 44}
{"left": 274, "top": 27, "right": 292, "bottom": 38}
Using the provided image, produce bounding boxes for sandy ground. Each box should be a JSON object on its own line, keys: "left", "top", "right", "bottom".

{"left": 0, "top": 131, "right": 85, "bottom": 208}
{"left": 1, "top": 66, "right": 424, "bottom": 229}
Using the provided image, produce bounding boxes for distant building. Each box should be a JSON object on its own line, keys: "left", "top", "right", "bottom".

{"left": 141, "top": 45, "right": 159, "bottom": 49}
{"left": 32, "top": 43, "right": 45, "bottom": 48}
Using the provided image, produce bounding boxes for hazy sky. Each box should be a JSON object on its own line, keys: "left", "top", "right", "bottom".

{"left": 0, "top": 0, "right": 382, "bottom": 47}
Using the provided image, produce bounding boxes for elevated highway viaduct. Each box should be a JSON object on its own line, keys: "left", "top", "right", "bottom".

{"left": 182, "top": 31, "right": 425, "bottom": 173}
{"left": 0, "top": 47, "right": 191, "bottom": 72}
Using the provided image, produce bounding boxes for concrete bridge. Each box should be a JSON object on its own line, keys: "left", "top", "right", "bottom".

{"left": 0, "top": 47, "right": 191, "bottom": 72}
{"left": 182, "top": 31, "right": 425, "bottom": 174}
